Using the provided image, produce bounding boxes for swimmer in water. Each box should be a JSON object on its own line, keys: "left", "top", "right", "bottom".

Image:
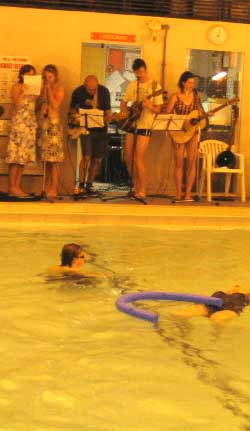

{"left": 174, "top": 285, "right": 250, "bottom": 324}
{"left": 48, "top": 243, "right": 111, "bottom": 278}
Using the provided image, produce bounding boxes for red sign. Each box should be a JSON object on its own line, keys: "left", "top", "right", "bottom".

{"left": 91, "top": 32, "right": 136, "bottom": 43}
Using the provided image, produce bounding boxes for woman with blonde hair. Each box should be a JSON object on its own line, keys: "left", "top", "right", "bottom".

{"left": 37, "top": 64, "right": 64, "bottom": 198}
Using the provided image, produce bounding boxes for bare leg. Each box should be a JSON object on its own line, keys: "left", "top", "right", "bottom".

{"left": 44, "top": 163, "right": 52, "bottom": 195}
{"left": 185, "top": 136, "right": 199, "bottom": 200}
{"left": 134, "top": 135, "right": 150, "bottom": 197}
{"left": 46, "top": 162, "right": 60, "bottom": 197}
{"left": 8, "top": 164, "right": 19, "bottom": 195}
{"left": 173, "top": 143, "right": 185, "bottom": 200}
{"left": 8, "top": 164, "right": 29, "bottom": 196}
{"left": 124, "top": 133, "right": 139, "bottom": 193}
{"left": 87, "top": 158, "right": 101, "bottom": 184}
{"left": 51, "top": 163, "right": 61, "bottom": 196}
{"left": 79, "top": 155, "right": 91, "bottom": 185}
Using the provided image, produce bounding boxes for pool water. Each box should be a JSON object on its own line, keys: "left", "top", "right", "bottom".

{"left": 0, "top": 225, "right": 250, "bottom": 431}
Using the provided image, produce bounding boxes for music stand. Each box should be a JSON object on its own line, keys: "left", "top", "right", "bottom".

{"left": 71, "top": 109, "right": 105, "bottom": 201}
{"left": 151, "top": 113, "right": 187, "bottom": 133}
{"left": 148, "top": 114, "right": 187, "bottom": 200}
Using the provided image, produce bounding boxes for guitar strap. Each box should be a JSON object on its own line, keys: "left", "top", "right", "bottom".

{"left": 136, "top": 78, "right": 139, "bottom": 101}
{"left": 132, "top": 79, "right": 140, "bottom": 129}
{"left": 193, "top": 88, "right": 200, "bottom": 110}
{"left": 148, "top": 80, "right": 158, "bottom": 130}
{"left": 92, "top": 87, "right": 98, "bottom": 109}
{"left": 193, "top": 89, "right": 202, "bottom": 145}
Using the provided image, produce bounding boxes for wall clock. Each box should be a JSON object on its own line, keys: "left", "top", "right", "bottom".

{"left": 207, "top": 25, "right": 228, "bottom": 45}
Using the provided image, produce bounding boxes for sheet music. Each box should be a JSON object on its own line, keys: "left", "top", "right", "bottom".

{"left": 105, "top": 70, "right": 125, "bottom": 92}
{"left": 79, "top": 108, "right": 104, "bottom": 128}
{"left": 23, "top": 75, "right": 42, "bottom": 95}
{"left": 152, "top": 114, "right": 187, "bottom": 131}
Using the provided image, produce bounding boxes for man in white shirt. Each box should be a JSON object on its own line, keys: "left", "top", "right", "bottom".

{"left": 121, "top": 59, "right": 163, "bottom": 199}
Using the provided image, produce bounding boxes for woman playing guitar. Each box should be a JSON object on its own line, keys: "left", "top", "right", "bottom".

{"left": 166, "top": 71, "right": 205, "bottom": 201}
{"left": 120, "top": 59, "right": 163, "bottom": 200}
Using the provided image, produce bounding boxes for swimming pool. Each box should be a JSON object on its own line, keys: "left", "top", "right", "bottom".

{"left": 1, "top": 225, "right": 250, "bottom": 431}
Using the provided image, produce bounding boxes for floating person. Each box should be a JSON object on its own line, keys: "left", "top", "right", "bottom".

{"left": 174, "top": 285, "right": 250, "bottom": 324}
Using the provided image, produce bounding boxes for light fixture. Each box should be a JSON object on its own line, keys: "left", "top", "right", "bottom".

{"left": 211, "top": 70, "right": 228, "bottom": 81}
{"left": 147, "top": 20, "right": 162, "bottom": 42}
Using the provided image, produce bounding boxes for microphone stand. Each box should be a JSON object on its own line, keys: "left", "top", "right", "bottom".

{"left": 39, "top": 90, "right": 56, "bottom": 203}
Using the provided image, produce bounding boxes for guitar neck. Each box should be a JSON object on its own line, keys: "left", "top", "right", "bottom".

{"left": 198, "top": 102, "right": 229, "bottom": 121}
{"left": 210, "top": 101, "right": 230, "bottom": 115}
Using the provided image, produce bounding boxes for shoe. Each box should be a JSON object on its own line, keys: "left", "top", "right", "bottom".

{"left": 78, "top": 182, "right": 86, "bottom": 192}
{"left": 8, "top": 193, "right": 31, "bottom": 198}
{"left": 78, "top": 188, "right": 87, "bottom": 195}
{"left": 173, "top": 198, "right": 194, "bottom": 203}
{"left": 128, "top": 189, "right": 135, "bottom": 197}
{"left": 184, "top": 197, "right": 194, "bottom": 202}
{"left": 133, "top": 193, "right": 146, "bottom": 200}
{"left": 86, "top": 184, "right": 99, "bottom": 194}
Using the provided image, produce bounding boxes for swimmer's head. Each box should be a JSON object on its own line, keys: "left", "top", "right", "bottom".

{"left": 61, "top": 243, "right": 85, "bottom": 268}
{"left": 226, "top": 285, "right": 250, "bottom": 306}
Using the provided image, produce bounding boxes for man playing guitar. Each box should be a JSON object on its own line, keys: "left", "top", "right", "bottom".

{"left": 166, "top": 71, "right": 205, "bottom": 201}
{"left": 120, "top": 59, "right": 163, "bottom": 200}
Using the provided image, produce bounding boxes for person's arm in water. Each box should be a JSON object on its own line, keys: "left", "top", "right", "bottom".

{"left": 174, "top": 304, "right": 209, "bottom": 318}
{"left": 209, "top": 310, "right": 238, "bottom": 325}
{"left": 173, "top": 304, "right": 238, "bottom": 325}
{"left": 47, "top": 265, "right": 112, "bottom": 278}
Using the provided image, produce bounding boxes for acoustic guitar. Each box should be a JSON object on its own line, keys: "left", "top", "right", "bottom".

{"left": 169, "top": 97, "right": 239, "bottom": 144}
{"left": 111, "top": 89, "right": 163, "bottom": 132}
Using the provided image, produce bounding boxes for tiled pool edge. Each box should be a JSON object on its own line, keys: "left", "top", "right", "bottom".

{"left": 1, "top": 202, "right": 250, "bottom": 229}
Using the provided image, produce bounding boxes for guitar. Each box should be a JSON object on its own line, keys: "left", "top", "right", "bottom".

{"left": 111, "top": 89, "right": 163, "bottom": 132}
{"left": 169, "top": 97, "right": 239, "bottom": 144}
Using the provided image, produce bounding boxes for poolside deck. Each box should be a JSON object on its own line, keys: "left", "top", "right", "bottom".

{"left": 1, "top": 192, "right": 250, "bottom": 229}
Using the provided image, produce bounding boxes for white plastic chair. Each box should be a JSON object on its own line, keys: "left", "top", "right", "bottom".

{"left": 198, "top": 139, "right": 246, "bottom": 202}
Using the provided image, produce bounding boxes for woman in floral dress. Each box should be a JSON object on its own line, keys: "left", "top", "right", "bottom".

{"left": 37, "top": 64, "right": 64, "bottom": 198}
{"left": 6, "top": 64, "right": 37, "bottom": 196}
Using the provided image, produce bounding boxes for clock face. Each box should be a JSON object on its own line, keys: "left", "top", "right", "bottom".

{"left": 208, "top": 25, "right": 228, "bottom": 45}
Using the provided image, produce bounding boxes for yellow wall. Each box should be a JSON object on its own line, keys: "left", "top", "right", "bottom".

{"left": 1, "top": 6, "right": 250, "bottom": 194}
{"left": 81, "top": 45, "right": 107, "bottom": 84}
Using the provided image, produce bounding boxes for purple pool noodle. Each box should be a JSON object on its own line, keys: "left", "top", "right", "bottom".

{"left": 116, "top": 292, "right": 223, "bottom": 323}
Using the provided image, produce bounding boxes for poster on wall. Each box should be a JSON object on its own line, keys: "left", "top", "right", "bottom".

{"left": 124, "top": 51, "right": 140, "bottom": 72}
{"left": 105, "top": 47, "right": 140, "bottom": 109}
{"left": 0, "top": 55, "right": 31, "bottom": 103}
